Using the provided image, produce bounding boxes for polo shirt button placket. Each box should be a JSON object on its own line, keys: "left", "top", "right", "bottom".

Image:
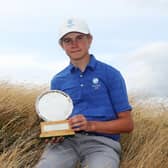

{"left": 80, "top": 74, "right": 84, "bottom": 88}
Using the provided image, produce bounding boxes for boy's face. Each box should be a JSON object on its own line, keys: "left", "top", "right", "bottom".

{"left": 60, "top": 32, "right": 92, "bottom": 61}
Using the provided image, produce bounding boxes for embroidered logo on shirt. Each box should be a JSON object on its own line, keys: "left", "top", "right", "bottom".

{"left": 92, "top": 77, "right": 101, "bottom": 90}
{"left": 67, "top": 19, "right": 75, "bottom": 28}
{"left": 92, "top": 78, "right": 99, "bottom": 84}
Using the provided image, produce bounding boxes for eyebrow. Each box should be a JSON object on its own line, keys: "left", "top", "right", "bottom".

{"left": 63, "top": 33, "right": 86, "bottom": 39}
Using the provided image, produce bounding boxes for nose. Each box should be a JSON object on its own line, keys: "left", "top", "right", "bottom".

{"left": 71, "top": 39, "right": 78, "bottom": 47}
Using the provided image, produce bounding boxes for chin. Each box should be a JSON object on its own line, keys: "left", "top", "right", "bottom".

{"left": 70, "top": 56, "right": 83, "bottom": 61}
{"left": 69, "top": 53, "right": 83, "bottom": 60}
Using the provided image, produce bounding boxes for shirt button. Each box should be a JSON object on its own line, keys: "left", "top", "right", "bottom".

{"left": 80, "top": 84, "right": 84, "bottom": 87}
{"left": 80, "top": 74, "right": 83, "bottom": 77}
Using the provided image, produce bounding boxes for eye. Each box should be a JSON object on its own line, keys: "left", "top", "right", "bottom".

{"left": 62, "top": 38, "right": 72, "bottom": 44}
{"left": 76, "top": 35, "right": 85, "bottom": 40}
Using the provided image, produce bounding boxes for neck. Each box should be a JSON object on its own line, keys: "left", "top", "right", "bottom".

{"left": 71, "top": 54, "right": 90, "bottom": 72}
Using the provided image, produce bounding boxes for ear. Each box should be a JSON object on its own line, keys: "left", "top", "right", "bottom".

{"left": 59, "top": 41, "right": 65, "bottom": 50}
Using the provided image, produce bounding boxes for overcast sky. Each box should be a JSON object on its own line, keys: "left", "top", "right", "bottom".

{"left": 0, "top": 0, "right": 168, "bottom": 97}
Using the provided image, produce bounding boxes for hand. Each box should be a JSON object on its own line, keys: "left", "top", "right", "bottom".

{"left": 44, "top": 136, "right": 64, "bottom": 144}
{"left": 68, "top": 114, "right": 92, "bottom": 132}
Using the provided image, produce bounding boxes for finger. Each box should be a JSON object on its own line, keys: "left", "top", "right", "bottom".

{"left": 55, "top": 137, "right": 61, "bottom": 143}
{"left": 58, "top": 136, "right": 64, "bottom": 142}
{"left": 51, "top": 137, "right": 57, "bottom": 144}
{"left": 69, "top": 117, "right": 86, "bottom": 126}
{"left": 73, "top": 127, "right": 81, "bottom": 131}
{"left": 69, "top": 115, "right": 85, "bottom": 123}
{"left": 52, "top": 136, "right": 64, "bottom": 143}
{"left": 44, "top": 138, "right": 50, "bottom": 144}
{"left": 73, "top": 119, "right": 87, "bottom": 126}
{"left": 72, "top": 123, "right": 87, "bottom": 131}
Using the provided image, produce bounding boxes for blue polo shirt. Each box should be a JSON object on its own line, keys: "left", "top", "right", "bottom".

{"left": 51, "top": 55, "right": 132, "bottom": 141}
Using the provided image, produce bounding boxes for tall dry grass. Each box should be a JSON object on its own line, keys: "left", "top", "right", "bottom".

{"left": 0, "top": 81, "right": 168, "bottom": 168}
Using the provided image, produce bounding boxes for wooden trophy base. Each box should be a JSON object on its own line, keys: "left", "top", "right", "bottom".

{"left": 40, "top": 120, "right": 75, "bottom": 138}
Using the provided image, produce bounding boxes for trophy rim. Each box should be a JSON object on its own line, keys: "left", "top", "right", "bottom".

{"left": 35, "top": 90, "right": 73, "bottom": 121}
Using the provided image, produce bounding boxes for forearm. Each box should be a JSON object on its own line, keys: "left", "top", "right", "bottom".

{"left": 87, "top": 112, "right": 134, "bottom": 134}
{"left": 69, "top": 111, "right": 134, "bottom": 134}
{"left": 87, "top": 118, "right": 133, "bottom": 134}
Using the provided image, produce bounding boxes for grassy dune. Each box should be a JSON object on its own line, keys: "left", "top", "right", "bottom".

{"left": 0, "top": 82, "right": 168, "bottom": 168}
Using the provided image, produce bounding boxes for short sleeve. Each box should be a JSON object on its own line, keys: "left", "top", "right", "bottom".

{"left": 106, "top": 68, "right": 132, "bottom": 113}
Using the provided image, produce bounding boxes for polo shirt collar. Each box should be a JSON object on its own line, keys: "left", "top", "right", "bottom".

{"left": 87, "top": 54, "right": 97, "bottom": 70}
{"left": 69, "top": 54, "right": 97, "bottom": 73}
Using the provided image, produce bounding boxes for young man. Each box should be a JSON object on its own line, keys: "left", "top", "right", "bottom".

{"left": 36, "top": 18, "right": 134, "bottom": 168}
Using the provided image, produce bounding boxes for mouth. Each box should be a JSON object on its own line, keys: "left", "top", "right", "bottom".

{"left": 70, "top": 50, "right": 81, "bottom": 53}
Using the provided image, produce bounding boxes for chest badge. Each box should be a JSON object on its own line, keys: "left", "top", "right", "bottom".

{"left": 92, "top": 78, "right": 99, "bottom": 84}
{"left": 92, "top": 77, "right": 101, "bottom": 90}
